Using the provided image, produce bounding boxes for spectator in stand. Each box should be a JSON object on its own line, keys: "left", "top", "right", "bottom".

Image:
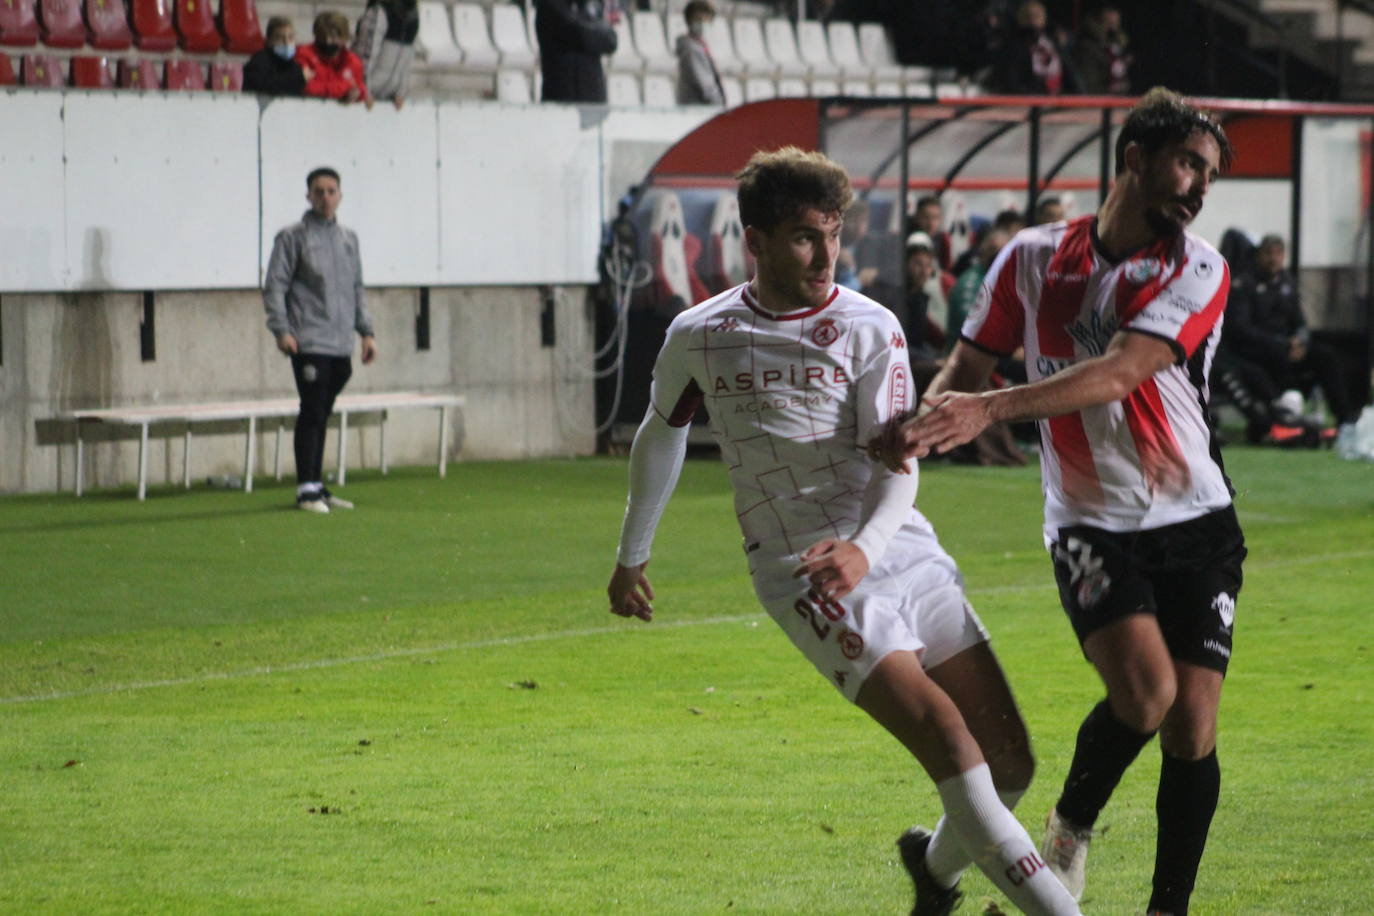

{"left": 243, "top": 16, "right": 306, "bottom": 96}
{"left": 1073, "top": 4, "right": 1133, "bottom": 95}
{"left": 1214, "top": 234, "right": 1362, "bottom": 443}
{"left": 910, "top": 195, "right": 953, "bottom": 271}
{"left": 946, "top": 227, "right": 1010, "bottom": 352}
{"left": 1033, "top": 195, "right": 1066, "bottom": 224}
{"left": 989, "top": 0, "right": 1080, "bottom": 95}
{"left": 863, "top": 232, "right": 949, "bottom": 361}
{"left": 298, "top": 11, "right": 373, "bottom": 106}
{"left": 675, "top": 0, "right": 724, "bottom": 105}
{"left": 534, "top": 0, "right": 619, "bottom": 103}
{"left": 353, "top": 0, "right": 418, "bottom": 109}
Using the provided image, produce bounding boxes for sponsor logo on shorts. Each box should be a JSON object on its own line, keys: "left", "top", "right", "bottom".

{"left": 1203, "top": 638, "right": 1231, "bottom": 659}
{"left": 1212, "top": 591, "right": 1236, "bottom": 629}
{"left": 839, "top": 629, "right": 864, "bottom": 660}
{"left": 811, "top": 319, "right": 840, "bottom": 347}
{"left": 1057, "top": 536, "right": 1111, "bottom": 610}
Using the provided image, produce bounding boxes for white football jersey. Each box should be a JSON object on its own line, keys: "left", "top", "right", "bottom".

{"left": 651, "top": 282, "right": 914, "bottom": 556}
{"left": 963, "top": 216, "right": 1234, "bottom": 540}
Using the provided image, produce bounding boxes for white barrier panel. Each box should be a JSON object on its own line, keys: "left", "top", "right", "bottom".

{"left": 437, "top": 103, "right": 602, "bottom": 284}
{"left": 63, "top": 93, "right": 261, "bottom": 290}
{"left": 0, "top": 93, "right": 68, "bottom": 291}
{"left": 1302, "top": 118, "right": 1365, "bottom": 268}
{"left": 259, "top": 98, "right": 442, "bottom": 286}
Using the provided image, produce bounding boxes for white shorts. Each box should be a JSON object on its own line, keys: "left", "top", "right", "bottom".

{"left": 749, "top": 522, "right": 989, "bottom": 703}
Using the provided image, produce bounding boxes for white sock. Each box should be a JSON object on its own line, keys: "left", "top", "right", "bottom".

{"left": 925, "top": 784, "right": 1026, "bottom": 888}
{"left": 935, "top": 764, "right": 1081, "bottom": 916}
{"left": 297, "top": 482, "right": 323, "bottom": 498}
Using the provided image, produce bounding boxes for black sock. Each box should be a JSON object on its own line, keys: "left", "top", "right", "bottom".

{"left": 1055, "top": 699, "right": 1155, "bottom": 828}
{"left": 1148, "top": 749, "right": 1220, "bottom": 916}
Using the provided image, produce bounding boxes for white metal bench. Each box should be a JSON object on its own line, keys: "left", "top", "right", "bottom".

{"left": 59, "top": 391, "right": 465, "bottom": 501}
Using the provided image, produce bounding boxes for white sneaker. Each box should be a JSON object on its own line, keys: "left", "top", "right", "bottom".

{"left": 1041, "top": 808, "right": 1094, "bottom": 901}
{"left": 322, "top": 489, "right": 354, "bottom": 510}
{"left": 297, "top": 495, "right": 330, "bottom": 514}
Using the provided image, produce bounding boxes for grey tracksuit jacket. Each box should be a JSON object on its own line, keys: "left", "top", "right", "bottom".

{"left": 264, "top": 210, "right": 375, "bottom": 358}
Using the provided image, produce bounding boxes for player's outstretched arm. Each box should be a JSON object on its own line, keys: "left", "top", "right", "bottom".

{"left": 866, "top": 341, "right": 998, "bottom": 472}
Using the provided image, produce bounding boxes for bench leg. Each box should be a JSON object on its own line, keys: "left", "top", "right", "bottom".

{"left": 184, "top": 424, "right": 192, "bottom": 490}
{"left": 337, "top": 412, "right": 348, "bottom": 486}
{"left": 137, "top": 422, "right": 148, "bottom": 501}
{"left": 245, "top": 416, "right": 256, "bottom": 493}
{"left": 380, "top": 410, "right": 389, "bottom": 475}
{"left": 438, "top": 407, "right": 448, "bottom": 479}
{"left": 274, "top": 421, "right": 284, "bottom": 481}
{"left": 75, "top": 424, "right": 85, "bottom": 497}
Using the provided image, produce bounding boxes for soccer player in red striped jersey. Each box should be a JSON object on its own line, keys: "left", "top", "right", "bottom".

{"left": 609, "top": 148, "right": 1084, "bottom": 915}
{"left": 871, "top": 89, "right": 1244, "bottom": 916}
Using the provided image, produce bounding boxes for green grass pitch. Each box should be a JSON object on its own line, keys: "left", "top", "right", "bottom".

{"left": 2, "top": 448, "right": 1371, "bottom": 914}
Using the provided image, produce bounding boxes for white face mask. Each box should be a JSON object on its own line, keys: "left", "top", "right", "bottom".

{"left": 272, "top": 43, "right": 295, "bottom": 60}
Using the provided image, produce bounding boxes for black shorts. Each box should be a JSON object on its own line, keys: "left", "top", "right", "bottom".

{"left": 1049, "top": 505, "right": 1246, "bottom": 674}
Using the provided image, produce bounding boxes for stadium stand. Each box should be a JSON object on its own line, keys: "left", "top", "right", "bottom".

{"left": 607, "top": 15, "right": 642, "bottom": 75}
{"left": 174, "top": 0, "right": 219, "bottom": 51}
{"left": 216, "top": 0, "right": 261, "bottom": 52}
{"left": 742, "top": 74, "right": 773, "bottom": 101}
{"left": 38, "top": 0, "right": 85, "bottom": 48}
{"left": 606, "top": 69, "right": 640, "bottom": 106}
{"left": 164, "top": 57, "right": 205, "bottom": 89}
{"left": 730, "top": 16, "right": 775, "bottom": 79}
{"left": 826, "top": 21, "right": 869, "bottom": 86}
{"left": 762, "top": 17, "right": 807, "bottom": 82}
{"left": 719, "top": 72, "right": 740, "bottom": 106}
{"left": 86, "top": 0, "right": 132, "bottom": 49}
{"left": 448, "top": 3, "right": 494, "bottom": 71}
{"left": 629, "top": 10, "right": 673, "bottom": 78}
{"left": 489, "top": 3, "right": 534, "bottom": 71}
{"left": 776, "top": 76, "right": 806, "bottom": 97}
{"left": 856, "top": 21, "right": 909, "bottom": 89}
{"left": 0, "top": 0, "right": 39, "bottom": 45}
{"left": 117, "top": 56, "right": 159, "bottom": 86}
{"left": 700, "top": 14, "right": 741, "bottom": 78}
{"left": 21, "top": 51, "right": 63, "bottom": 84}
{"left": 71, "top": 53, "right": 114, "bottom": 86}
{"left": 209, "top": 57, "right": 241, "bottom": 89}
{"left": 130, "top": 0, "right": 177, "bottom": 50}
{"left": 795, "top": 19, "right": 839, "bottom": 83}
{"left": 642, "top": 71, "right": 674, "bottom": 106}
{"left": 494, "top": 66, "right": 531, "bottom": 102}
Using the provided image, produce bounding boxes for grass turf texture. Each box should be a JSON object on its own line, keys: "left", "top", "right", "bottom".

{"left": 1, "top": 450, "right": 1371, "bottom": 914}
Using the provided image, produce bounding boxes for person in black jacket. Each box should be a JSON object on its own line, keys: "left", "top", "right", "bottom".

{"left": 243, "top": 16, "right": 308, "bottom": 97}
{"left": 534, "top": 0, "right": 618, "bottom": 103}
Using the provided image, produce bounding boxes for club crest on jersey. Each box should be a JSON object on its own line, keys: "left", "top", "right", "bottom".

{"left": 1125, "top": 258, "right": 1163, "bottom": 284}
{"left": 839, "top": 629, "right": 865, "bottom": 660}
{"left": 811, "top": 319, "right": 840, "bottom": 347}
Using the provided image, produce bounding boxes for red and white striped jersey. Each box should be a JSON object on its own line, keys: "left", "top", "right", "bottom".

{"left": 962, "top": 216, "right": 1233, "bottom": 540}
{"left": 651, "top": 283, "right": 914, "bottom": 555}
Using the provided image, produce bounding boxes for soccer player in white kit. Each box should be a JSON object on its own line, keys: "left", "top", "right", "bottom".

{"left": 607, "top": 148, "right": 1083, "bottom": 916}
{"left": 872, "top": 90, "right": 1243, "bottom": 916}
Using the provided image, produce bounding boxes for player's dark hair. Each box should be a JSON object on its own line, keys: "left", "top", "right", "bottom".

{"left": 1114, "top": 87, "right": 1232, "bottom": 175}
{"left": 683, "top": 0, "right": 714, "bottom": 22}
{"left": 306, "top": 167, "right": 341, "bottom": 190}
{"left": 915, "top": 195, "right": 941, "bottom": 212}
{"left": 735, "top": 147, "right": 853, "bottom": 233}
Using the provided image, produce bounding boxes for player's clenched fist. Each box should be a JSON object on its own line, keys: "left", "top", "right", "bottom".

{"left": 608, "top": 562, "right": 655, "bottom": 622}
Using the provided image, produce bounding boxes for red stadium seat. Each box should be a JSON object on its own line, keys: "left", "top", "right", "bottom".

{"left": 116, "top": 56, "right": 158, "bottom": 86}
{"left": 71, "top": 54, "right": 114, "bottom": 86}
{"left": 173, "top": 0, "right": 216, "bottom": 51}
{"left": 0, "top": 53, "right": 15, "bottom": 82}
{"left": 86, "top": 0, "right": 131, "bottom": 49}
{"left": 216, "top": 0, "right": 259, "bottom": 52}
{"left": 38, "top": 0, "right": 82, "bottom": 46}
{"left": 0, "top": 0, "right": 40, "bottom": 46}
{"left": 20, "top": 51, "right": 64, "bottom": 84}
{"left": 163, "top": 56, "right": 203, "bottom": 89}
{"left": 208, "top": 57, "right": 239, "bottom": 90}
{"left": 129, "top": 0, "right": 175, "bottom": 50}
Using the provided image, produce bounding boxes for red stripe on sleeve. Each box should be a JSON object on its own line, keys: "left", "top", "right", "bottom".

{"left": 1175, "top": 261, "right": 1230, "bottom": 356}
{"left": 1122, "top": 378, "right": 1192, "bottom": 495}
{"left": 663, "top": 379, "right": 704, "bottom": 427}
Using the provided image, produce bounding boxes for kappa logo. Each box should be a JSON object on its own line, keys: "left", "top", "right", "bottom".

{"left": 1212, "top": 592, "right": 1236, "bottom": 629}
{"left": 890, "top": 332, "right": 906, "bottom": 349}
{"left": 811, "top": 319, "right": 840, "bottom": 347}
{"left": 712, "top": 316, "right": 742, "bottom": 333}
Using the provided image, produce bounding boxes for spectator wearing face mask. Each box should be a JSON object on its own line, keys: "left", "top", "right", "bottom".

{"left": 297, "top": 10, "right": 373, "bottom": 106}
{"left": 676, "top": 0, "right": 724, "bottom": 105}
{"left": 243, "top": 16, "right": 307, "bottom": 96}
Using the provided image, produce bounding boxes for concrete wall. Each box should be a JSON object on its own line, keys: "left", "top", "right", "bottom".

{"left": 0, "top": 285, "right": 595, "bottom": 494}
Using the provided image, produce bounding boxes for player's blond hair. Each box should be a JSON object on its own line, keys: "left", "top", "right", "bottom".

{"left": 735, "top": 147, "right": 854, "bottom": 233}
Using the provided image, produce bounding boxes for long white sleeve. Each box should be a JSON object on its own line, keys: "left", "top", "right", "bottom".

{"left": 615, "top": 408, "right": 691, "bottom": 567}
{"left": 848, "top": 459, "right": 918, "bottom": 570}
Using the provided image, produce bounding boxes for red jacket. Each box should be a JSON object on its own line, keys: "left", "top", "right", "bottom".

{"left": 296, "top": 42, "right": 372, "bottom": 102}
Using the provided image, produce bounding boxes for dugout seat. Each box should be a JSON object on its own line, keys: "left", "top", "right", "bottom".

{"left": 0, "top": 0, "right": 40, "bottom": 46}
{"left": 38, "top": 0, "right": 84, "bottom": 47}
{"left": 71, "top": 53, "right": 115, "bottom": 86}
{"left": 642, "top": 71, "right": 674, "bottom": 106}
{"left": 130, "top": 0, "right": 176, "bottom": 50}
{"left": 606, "top": 70, "right": 640, "bottom": 106}
{"left": 21, "top": 51, "right": 63, "bottom": 84}
{"left": 164, "top": 56, "right": 204, "bottom": 88}
{"left": 700, "top": 15, "right": 741, "bottom": 77}
{"left": 729, "top": 16, "right": 775, "bottom": 79}
{"left": 174, "top": 0, "right": 218, "bottom": 50}
{"left": 795, "top": 19, "right": 839, "bottom": 82}
{"left": 761, "top": 18, "right": 807, "bottom": 81}
{"left": 116, "top": 55, "right": 159, "bottom": 86}
{"left": 216, "top": 0, "right": 260, "bottom": 52}
{"left": 86, "top": 0, "right": 131, "bottom": 49}
{"left": 826, "top": 21, "right": 869, "bottom": 83}
{"left": 489, "top": 3, "right": 534, "bottom": 70}
{"left": 629, "top": 11, "right": 673, "bottom": 76}
{"left": 0, "top": 51, "right": 16, "bottom": 81}
{"left": 417, "top": 1, "right": 462, "bottom": 68}
{"left": 208, "top": 57, "right": 240, "bottom": 90}
{"left": 743, "top": 75, "right": 774, "bottom": 102}
{"left": 607, "top": 16, "right": 642, "bottom": 75}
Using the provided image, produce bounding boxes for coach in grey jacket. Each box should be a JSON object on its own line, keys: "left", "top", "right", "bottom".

{"left": 264, "top": 166, "right": 378, "bottom": 514}
{"left": 676, "top": 0, "right": 724, "bottom": 106}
